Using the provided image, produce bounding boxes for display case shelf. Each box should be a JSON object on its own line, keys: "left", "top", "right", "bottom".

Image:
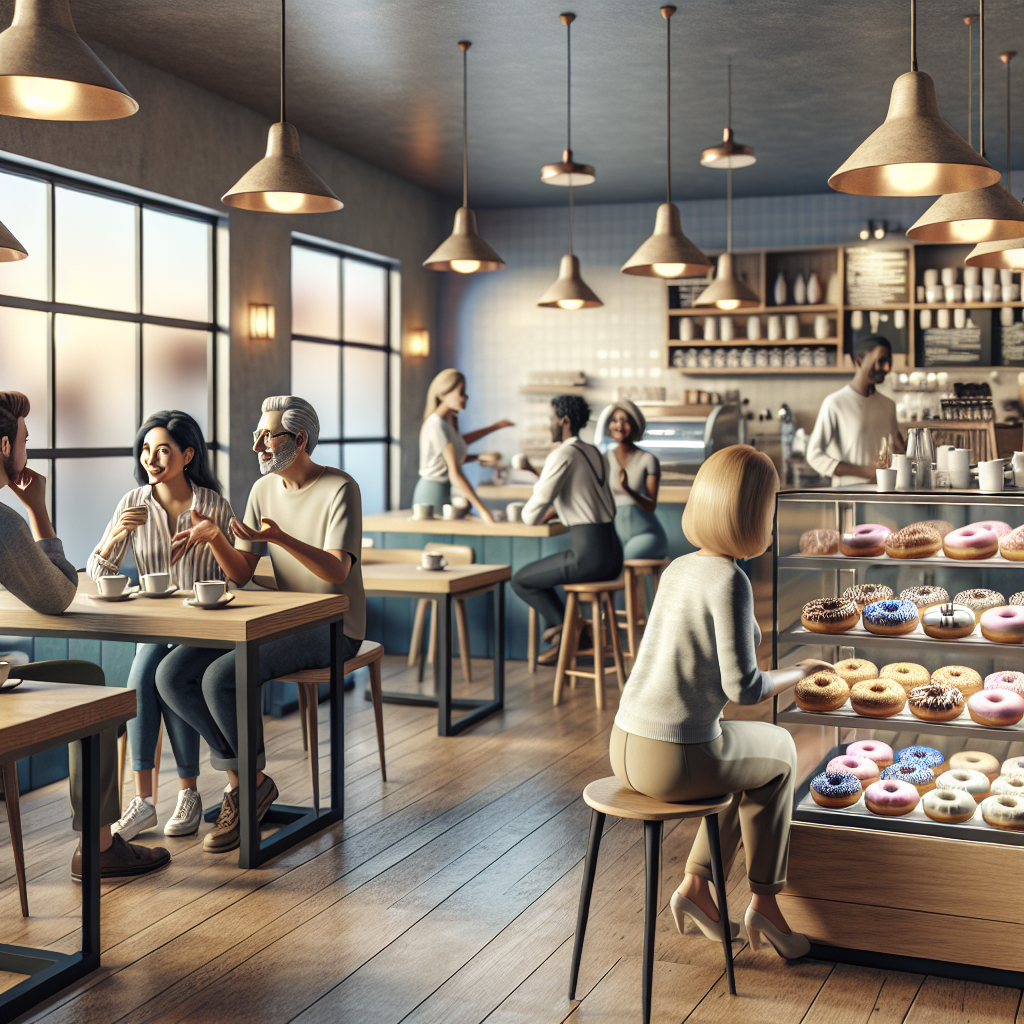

{"left": 779, "top": 551, "right": 1024, "bottom": 571}
{"left": 780, "top": 622, "right": 1024, "bottom": 655}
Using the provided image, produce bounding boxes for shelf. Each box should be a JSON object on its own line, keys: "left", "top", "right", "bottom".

{"left": 670, "top": 304, "right": 837, "bottom": 316}
{"left": 670, "top": 339, "right": 839, "bottom": 348}
{"left": 673, "top": 367, "right": 845, "bottom": 376}
{"left": 913, "top": 302, "right": 1024, "bottom": 310}
{"left": 778, "top": 551, "right": 1024, "bottom": 571}
{"left": 780, "top": 621, "right": 1024, "bottom": 655}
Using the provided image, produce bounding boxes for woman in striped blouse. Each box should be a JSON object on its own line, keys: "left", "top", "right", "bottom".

{"left": 88, "top": 410, "right": 237, "bottom": 840}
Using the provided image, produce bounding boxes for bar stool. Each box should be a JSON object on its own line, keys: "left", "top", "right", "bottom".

{"left": 569, "top": 778, "right": 736, "bottom": 1023}
{"left": 553, "top": 580, "right": 627, "bottom": 710}
{"left": 618, "top": 558, "right": 670, "bottom": 663}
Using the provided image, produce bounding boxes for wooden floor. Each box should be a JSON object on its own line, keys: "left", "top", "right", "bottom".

{"left": 1, "top": 657, "right": 1022, "bottom": 1024}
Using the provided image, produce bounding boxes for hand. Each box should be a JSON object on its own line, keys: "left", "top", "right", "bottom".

{"left": 7, "top": 466, "right": 48, "bottom": 512}
{"left": 796, "top": 658, "right": 836, "bottom": 675}
{"left": 170, "top": 509, "right": 222, "bottom": 566}
{"left": 619, "top": 467, "right": 628, "bottom": 490}
{"left": 231, "top": 516, "right": 286, "bottom": 546}
{"left": 98, "top": 504, "right": 148, "bottom": 559}
{"left": 493, "top": 419, "right": 515, "bottom": 431}
{"left": 477, "top": 507, "right": 495, "bottom": 524}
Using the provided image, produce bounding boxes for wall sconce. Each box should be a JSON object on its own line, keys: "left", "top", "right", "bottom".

{"left": 407, "top": 328, "right": 430, "bottom": 357}
{"left": 859, "top": 220, "right": 889, "bottom": 241}
{"left": 248, "top": 303, "right": 275, "bottom": 340}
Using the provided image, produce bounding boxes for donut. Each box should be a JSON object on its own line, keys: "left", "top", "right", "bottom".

{"left": 954, "top": 589, "right": 1006, "bottom": 623}
{"left": 862, "top": 600, "right": 919, "bottom": 636}
{"left": 991, "top": 774, "right": 1024, "bottom": 797}
{"left": 979, "top": 605, "right": 1024, "bottom": 644}
{"left": 908, "top": 684, "right": 964, "bottom": 722}
{"left": 849, "top": 679, "right": 907, "bottom": 718}
{"left": 840, "top": 524, "right": 891, "bottom": 558}
{"left": 931, "top": 666, "right": 983, "bottom": 698}
{"left": 920, "top": 519, "right": 956, "bottom": 539}
{"left": 899, "top": 585, "right": 949, "bottom": 611}
{"left": 895, "top": 745, "right": 945, "bottom": 775}
{"left": 801, "top": 598, "right": 859, "bottom": 634}
{"left": 879, "top": 662, "right": 930, "bottom": 693}
{"left": 881, "top": 761, "right": 935, "bottom": 794}
{"left": 973, "top": 519, "right": 1012, "bottom": 538}
{"left": 935, "top": 768, "right": 990, "bottom": 802}
{"left": 864, "top": 779, "right": 919, "bottom": 816}
{"left": 845, "top": 739, "right": 894, "bottom": 769}
{"left": 799, "top": 529, "right": 840, "bottom": 555}
{"left": 810, "top": 770, "right": 863, "bottom": 808}
{"left": 949, "top": 750, "right": 1000, "bottom": 781}
{"left": 1009, "top": 591, "right": 1024, "bottom": 606}
{"left": 794, "top": 671, "right": 850, "bottom": 712}
{"left": 884, "top": 524, "right": 942, "bottom": 559}
{"left": 1001, "top": 756, "right": 1024, "bottom": 778}
{"left": 923, "top": 788, "right": 977, "bottom": 823}
{"left": 826, "top": 755, "right": 880, "bottom": 788}
{"left": 980, "top": 794, "right": 1024, "bottom": 830}
{"left": 942, "top": 524, "right": 1000, "bottom": 560}
{"left": 998, "top": 525, "right": 1024, "bottom": 561}
{"left": 842, "top": 583, "right": 893, "bottom": 610}
{"left": 984, "top": 671, "right": 1024, "bottom": 697}
{"left": 920, "top": 603, "right": 976, "bottom": 640}
{"left": 967, "top": 688, "right": 1024, "bottom": 726}
{"left": 832, "top": 658, "right": 878, "bottom": 685}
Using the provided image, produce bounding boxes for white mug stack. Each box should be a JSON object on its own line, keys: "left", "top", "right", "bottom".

{"left": 1012, "top": 451, "right": 1024, "bottom": 488}
{"left": 948, "top": 448, "right": 972, "bottom": 489}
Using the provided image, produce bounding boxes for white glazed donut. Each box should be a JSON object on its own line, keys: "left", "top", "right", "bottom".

{"left": 981, "top": 794, "right": 1024, "bottom": 831}
{"left": 923, "top": 788, "right": 977, "bottom": 823}
{"left": 992, "top": 774, "right": 1024, "bottom": 797}
{"left": 935, "top": 768, "right": 990, "bottom": 802}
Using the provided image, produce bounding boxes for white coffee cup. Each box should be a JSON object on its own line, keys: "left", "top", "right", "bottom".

{"left": 936, "top": 445, "right": 955, "bottom": 472}
{"left": 511, "top": 454, "right": 529, "bottom": 471}
{"left": 949, "top": 448, "right": 972, "bottom": 472}
{"left": 925, "top": 285, "right": 941, "bottom": 303}
{"left": 936, "top": 308, "right": 950, "bottom": 329}
{"left": 442, "top": 504, "right": 455, "bottom": 520}
{"left": 950, "top": 470, "right": 972, "bottom": 489}
{"left": 194, "top": 580, "right": 227, "bottom": 605}
{"left": 891, "top": 454, "right": 913, "bottom": 491}
{"left": 953, "top": 308, "right": 966, "bottom": 329}
{"left": 876, "top": 468, "right": 897, "bottom": 492}
{"left": 978, "top": 460, "right": 1006, "bottom": 493}
{"left": 923, "top": 269, "right": 939, "bottom": 287}
{"left": 919, "top": 309, "right": 932, "bottom": 330}
{"left": 421, "top": 551, "right": 447, "bottom": 571}
{"left": 412, "top": 503, "right": 434, "bottom": 520}
{"left": 452, "top": 495, "right": 470, "bottom": 510}
{"left": 941, "top": 267, "right": 957, "bottom": 286}
{"left": 97, "top": 574, "right": 128, "bottom": 597}
{"left": 1011, "top": 451, "right": 1024, "bottom": 472}
{"left": 506, "top": 501, "right": 526, "bottom": 522}
{"left": 142, "top": 572, "right": 170, "bottom": 593}
{"left": 983, "top": 267, "right": 998, "bottom": 286}
{"left": 964, "top": 266, "right": 980, "bottom": 287}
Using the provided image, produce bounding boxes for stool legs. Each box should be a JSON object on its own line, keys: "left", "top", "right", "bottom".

{"left": 553, "top": 592, "right": 579, "bottom": 706}
{"left": 368, "top": 657, "right": 387, "bottom": 782}
{"left": 590, "top": 596, "right": 604, "bottom": 711}
{"left": 569, "top": 808, "right": 606, "bottom": 1000}
{"left": 2, "top": 761, "right": 28, "bottom": 917}
{"left": 603, "top": 592, "right": 627, "bottom": 691}
{"left": 527, "top": 606, "right": 538, "bottom": 674}
{"left": 705, "top": 812, "right": 736, "bottom": 995}
{"left": 642, "top": 819, "right": 663, "bottom": 1024}
{"left": 623, "top": 566, "right": 637, "bottom": 661}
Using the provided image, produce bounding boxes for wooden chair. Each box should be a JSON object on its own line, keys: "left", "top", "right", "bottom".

{"left": 553, "top": 580, "right": 627, "bottom": 710}
{"left": 618, "top": 558, "right": 670, "bottom": 663}
{"left": 569, "top": 778, "right": 737, "bottom": 1023}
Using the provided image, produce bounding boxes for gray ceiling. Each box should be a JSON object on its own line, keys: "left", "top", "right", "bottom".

{"left": 17, "top": 0, "right": 1024, "bottom": 207}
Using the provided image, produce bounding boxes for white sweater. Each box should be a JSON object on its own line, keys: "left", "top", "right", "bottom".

{"left": 806, "top": 384, "right": 898, "bottom": 487}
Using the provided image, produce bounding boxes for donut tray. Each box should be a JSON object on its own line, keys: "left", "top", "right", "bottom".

{"left": 780, "top": 622, "right": 1024, "bottom": 657}
{"left": 780, "top": 552, "right": 1024, "bottom": 571}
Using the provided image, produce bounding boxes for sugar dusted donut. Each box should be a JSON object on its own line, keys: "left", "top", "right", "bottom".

{"left": 999, "top": 524, "right": 1024, "bottom": 561}
{"left": 935, "top": 768, "right": 990, "bottom": 802}
{"left": 832, "top": 658, "right": 877, "bottom": 685}
{"left": 896, "top": 745, "right": 945, "bottom": 775}
{"left": 942, "top": 524, "right": 1000, "bottom": 560}
{"left": 908, "top": 684, "right": 964, "bottom": 722}
{"left": 799, "top": 529, "right": 840, "bottom": 555}
{"left": 849, "top": 679, "right": 906, "bottom": 718}
{"left": 1009, "top": 592, "right": 1024, "bottom": 606}
{"left": 920, "top": 519, "right": 955, "bottom": 539}
{"left": 981, "top": 793, "right": 1024, "bottom": 830}
{"left": 984, "top": 671, "right": 1024, "bottom": 697}
{"left": 865, "top": 779, "right": 919, "bottom": 816}
{"left": 923, "top": 788, "right": 977, "bottom": 823}
{"left": 920, "top": 603, "right": 977, "bottom": 640}
{"left": 810, "top": 770, "right": 863, "bottom": 808}
{"left": 932, "top": 666, "right": 983, "bottom": 698}
{"left": 826, "top": 754, "right": 880, "bottom": 788}
{"left": 884, "top": 523, "right": 942, "bottom": 559}
{"left": 840, "top": 524, "right": 891, "bottom": 558}
{"left": 862, "top": 600, "right": 919, "bottom": 636}
{"left": 954, "top": 589, "right": 1006, "bottom": 623}
{"left": 846, "top": 739, "right": 894, "bottom": 769}
{"left": 794, "top": 672, "right": 849, "bottom": 712}
{"left": 950, "top": 750, "right": 1000, "bottom": 781}
{"left": 992, "top": 774, "right": 1024, "bottom": 797}
{"left": 801, "top": 598, "right": 859, "bottom": 634}
{"left": 967, "top": 687, "right": 1024, "bottom": 726}
{"left": 882, "top": 761, "right": 935, "bottom": 794}
{"left": 843, "top": 583, "right": 893, "bottom": 610}
{"left": 880, "top": 662, "right": 929, "bottom": 693}
{"left": 980, "top": 606, "right": 1024, "bottom": 644}
{"left": 1002, "top": 756, "right": 1024, "bottom": 778}
{"left": 899, "top": 585, "right": 949, "bottom": 611}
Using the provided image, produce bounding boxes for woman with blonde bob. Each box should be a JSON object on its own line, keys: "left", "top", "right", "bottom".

{"left": 611, "top": 445, "right": 829, "bottom": 960}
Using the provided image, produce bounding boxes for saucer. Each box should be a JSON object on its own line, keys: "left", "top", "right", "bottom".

{"left": 416, "top": 565, "right": 447, "bottom": 572}
{"left": 183, "top": 593, "right": 236, "bottom": 610}
{"left": 408, "top": 515, "right": 435, "bottom": 522}
{"left": 0, "top": 676, "right": 23, "bottom": 692}
{"left": 137, "top": 585, "right": 179, "bottom": 599}
{"left": 86, "top": 587, "right": 139, "bottom": 602}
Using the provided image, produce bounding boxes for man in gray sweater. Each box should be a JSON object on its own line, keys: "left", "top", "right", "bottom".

{"left": 0, "top": 391, "right": 169, "bottom": 879}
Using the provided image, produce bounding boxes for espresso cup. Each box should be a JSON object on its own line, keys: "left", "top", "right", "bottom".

{"left": 97, "top": 574, "right": 128, "bottom": 597}
{"left": 506, "top": 502, "right": 526, "bottom": 522}
{"left": 421, "top": 551, "right": 447, "bottom": 571}
{"left": 194, "top": 580, "right": 227, "bottom": 605}
{"left": 412, "top": 503, "right": 434, "bottom": 520}
{"left": 142, "top": 572, "right": 170, "bottom": 593}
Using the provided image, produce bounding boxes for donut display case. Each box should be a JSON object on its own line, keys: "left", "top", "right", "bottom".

{"left": 773, "top": 488, "right": 1024, "bottom": 979}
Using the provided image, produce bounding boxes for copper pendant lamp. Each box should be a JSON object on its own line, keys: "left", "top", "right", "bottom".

{"left": 829, "top": 0, "right": 998, "bottom": 196}
{"left": 0, "top": 0, "right": 137, "bottom": 120}
{"left": 540, "top": 14, "right": 595, "bottom": 186}
{"left": 222, "top": 0, "right": 341, "bottom": 214}
{"left": 621, "top": 6, "right": 710, "bottom": 279}
{"left": 423, "top": 42, "right": 505, "bottom": 274}
{"left": 538, "top": 187, "right": 602, "bottom": 309}
{"left": 907, "top": 1, "right": 1024, "bottom": 243}
{"left": 0, "top": 217, "right": 28, "bottom": 262}
{"left": 700, "top": 63, "right": 756, "bottom": 169}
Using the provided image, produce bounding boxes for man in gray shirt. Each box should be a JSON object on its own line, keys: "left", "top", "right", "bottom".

{"left": 0, "top": 391, "right": 169, "bottom": 879}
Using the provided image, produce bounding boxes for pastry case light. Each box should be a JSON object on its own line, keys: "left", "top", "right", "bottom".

{"left": 249, "top": 303, "right": 275, "bottom": 340}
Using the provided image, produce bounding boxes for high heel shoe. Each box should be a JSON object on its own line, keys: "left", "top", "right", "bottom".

{"left": 743, "top": 907, "right": 810, "bottom": 959}
{"left": 670, "top": 891, "right": 740, "bottom": 943}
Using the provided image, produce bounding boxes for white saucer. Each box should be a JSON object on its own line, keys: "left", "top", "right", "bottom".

{"left": 416, "top": 565, "right": 447, "bottom": 572}
{"left": 86, "top": 587, "right": 139, "bottom": 602}
{"left": 0, "top": 676, "right": 23, "bottom": 692}
{"left": 137, "top": 585, "right": 179, "bottom": 599}
{"left": 183, "top": 593, "right": 236, "bottom": 610}
{"left": 407, "top": 515, "right": 435, "bottom": 522}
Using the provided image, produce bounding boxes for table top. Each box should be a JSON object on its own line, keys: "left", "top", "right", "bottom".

{"left": 362, "top": 561, "right": 511, "bottom": 595}
{"left": 0, "top": 681, "right": 136, "bottom": 763}
{"left": 363, "top": 509, "right": 567, "bottom": 538}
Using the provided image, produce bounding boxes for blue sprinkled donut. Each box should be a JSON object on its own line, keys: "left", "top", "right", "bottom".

{"left": 863, "top": 600, "right": 918, "bottom": 626}
{"left": 810, "top": 770, "right": 863, "bottom": 807}
{"left": 882, "top": 761, "right": 935, "bottom": 791}
{"left": 896, "top": 745, "right": 945, "bottom": 772}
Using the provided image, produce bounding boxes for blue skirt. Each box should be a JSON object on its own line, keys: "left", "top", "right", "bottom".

{"left": 411, "top": 478, "right": 450, "bottom": 513}
{"left": 614, "top": 504, "right": 668, "bottom": 560}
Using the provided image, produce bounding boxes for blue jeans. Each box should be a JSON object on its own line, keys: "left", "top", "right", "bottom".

{"left": 411, "top": 477, "right": 450, "bottom": 511}
{"left": 127, "top": 644, "right": 201, "bottom": 778}
{"left": 614, "top": 504, "right": 668, "bottom": 560}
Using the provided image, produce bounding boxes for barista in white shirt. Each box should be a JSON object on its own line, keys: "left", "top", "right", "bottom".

{"left": 806, "top": 335, "right": 903, "bottom": 487}
{"left": 515, "top": 395, "right": 622, "bottom": 663}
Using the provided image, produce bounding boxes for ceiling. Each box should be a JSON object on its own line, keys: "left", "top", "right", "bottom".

{"left": 14, "top": 0, "right": 1024, "bottom": 208}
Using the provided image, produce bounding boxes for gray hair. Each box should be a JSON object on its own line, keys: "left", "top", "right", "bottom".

{"left": 262, "top": 395, "right": 320, "bottom": 454}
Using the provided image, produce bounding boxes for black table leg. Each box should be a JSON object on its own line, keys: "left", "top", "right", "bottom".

{"left": 568, "top": 808, "right": 605, "bottom": 1001}
{"left": 235, "top": 641, "right": 261, "bottom": 869}
{"left": 642, "top": 819, "right": 663, "bottom": 1024}
{"left": 706, "top": 813, "right": 737, "bottom": 996}
{"left": 493, "top": 581, "right": 505, "bottom": 709}
{"left": 81, "top": 732, "right": 100, "bottom": 960}
{"left": 329, "top": 620, "right": 344, "bottom": 818}
{"left": 436, "top": 593, "right": 452, "bottom": 735}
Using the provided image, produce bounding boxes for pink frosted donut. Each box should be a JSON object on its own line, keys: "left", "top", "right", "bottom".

{"left": 826, "top": 755, "right": 880, "bottom": 787}
{"left": 974, "top": 520, "right": 1012, "bottom": 538}
{"left": 999, "top": 525, "right": 1024, "bottom": 561}
{"left": 840, "top": 524, "right": 892, "bottom": 558}
{"left": 979, "top": 605, "right": 1024, "bottom": 644}
{"left": 942, "top": 524, "right": 999, "bottom": 560}
{"left": 984, "top": 671, "right": 1024, "bottom": 697}
{"left": 864, "top": 779, "right": 920, "bottom": 816}
{"left": 967, "top": 688, "right": 1024, "bottom": 726}
{"left": 845, "top": 739, "right": 894, "bottom": 769}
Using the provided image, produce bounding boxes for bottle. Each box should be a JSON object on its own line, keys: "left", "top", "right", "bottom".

{"left": 773, "top": 271, "right": 787, "bottom": 306}
{"left": 806, "top": 271, "right": 821, "bottom": 304}
{"left": 793, "top": 273, "right": 806, "bottom": 305}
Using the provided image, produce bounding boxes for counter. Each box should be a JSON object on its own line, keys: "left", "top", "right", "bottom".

{"left": 476, "top": 483, "right": 693, "bottom": 504}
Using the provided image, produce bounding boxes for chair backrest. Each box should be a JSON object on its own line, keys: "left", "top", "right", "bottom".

{"left": 421, "top": 542, "right": 475, "bottom": 565}
{"left": 14, "top": 660, "right": 106, "bottom": 687}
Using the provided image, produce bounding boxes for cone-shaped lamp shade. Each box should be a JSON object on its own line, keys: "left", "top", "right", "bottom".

{"left": 694, "top": 252, "right": 759, "bottom": 310}
{"left": 423, "top": 207, "right": 505, "bottom": 272}
{"left": 0, "top": 217, "right": 28, "bottom": 262}
{"left": 621, "top": 203, "right": 711, "bottom": 278}
{"left": 540, "top": 148, "right": 595, "bottom": 186}
{"left": 538, "top": 254, "right": 602, "bottom": 309}
{"left": 700, "top": 127, "right": 756, "bottom": 169}
{"left": 907, "top": 183, "right": 1024, "bottom": 243}
{"left": 222, "top": 122, "right": 342, "bottom": 213}
{"left": 965, "top": 237, "right": 1024, "bottom": 268}
{"left": 829, "top": 72, "right": 999, "bottom": 196}
{"left": 0, "top": 0, "right": 137, "bottom": 120}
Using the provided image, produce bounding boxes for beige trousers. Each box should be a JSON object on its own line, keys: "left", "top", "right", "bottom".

{"left": 68, "top": 727, "right": 122, "bottom": 831}
{"left": 609, "top": 721, "right": 797, "bottom": 894}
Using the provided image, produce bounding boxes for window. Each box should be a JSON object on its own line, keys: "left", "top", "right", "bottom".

{"left": 290, "top": 240, "right": 400, "bottom": 513}
{"left": 0, "top": 164, "right": 222, "bottom": 567}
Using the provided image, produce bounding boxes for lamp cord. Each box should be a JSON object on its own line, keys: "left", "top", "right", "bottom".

{"left": 665, "top": 10, "right": 671, "bottom": 204}
{"left": 979, "top": 0, "right": 985, "bottom": 157}
{"left": 462, "top": 44, "right": 469, "bottom": 209}
{"left": 566, "top": 18, "right": 572, "bottom": 152}
{"left": 568, "top": 184, "right": 574, "bottom": 256}
{"left": 280, "top": 0, "right": 286, "bottom": 123}
{"left": 968, "top": 17, "right": 973, "bottom": 149}
{"left": 910, "top": 0, "right": 917, "bottom": 72}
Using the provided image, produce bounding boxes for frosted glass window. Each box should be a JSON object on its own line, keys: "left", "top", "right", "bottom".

{"left": 55, "top": 187, "right": 137, "bottom": 312}
{"left": 343, "top": 259, "right": 386, "bottom": 345}
{"left": 55, "top": 456, "right": 135, "bottom": 569}
{"left": 292, "top": 247, "right": 340, "bottom": 339}
{"left": 142, "top": 209, "right": 210, "bottom": 322}
{"left": 0, "top": 171, "right": 48, "bottom": 299}
{"left": 343, "top": 346, "right": 387, "bottom": 438}
{"left": 55, "top": 315, "right": 136, "bottom": 448}
{"left": 343, "top": 443, "right": 386, "bottom": 513}
{"left": 143, "top": 325, "right": 209, "bottom": 434}
{"left": 291, "top": 340, "right": 341, "bottom": 439}
{"left": 315, "top": 442, "right": 341, "bottom": 470}
{"left": 0, "top": 306, "right": 50, "bottom": 446}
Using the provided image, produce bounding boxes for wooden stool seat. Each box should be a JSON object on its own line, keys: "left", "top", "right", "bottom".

{"left": 619, "top": 558, "right": 670, "bottom": 665}
{"left": 570, "top": 777, "right": 737, "bottom": 1023}
{"left": 623, "top": 558, "right": 671, "bottom": 570}
{"left": 564, "top": 579, "right": 624, "bottom": 595}
{"left": 554, "top": 580, "right": 627, "bottom": 710}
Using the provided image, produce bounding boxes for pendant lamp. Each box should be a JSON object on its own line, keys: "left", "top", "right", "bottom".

{"left": 222, "top": 0, "right": 341, "bottom": 214}
{"left": 0, "top": 217, "right": 28, "bottom": 262}
{"left": 538, "top": 187, "right": 601, "bottom": 309}
{"left": 907, "top": 1, "right": 1024, "bottom": 243}
{"left": 700, "top": 63, "right": 756, "bottom": 169}
{"left": 621, "top": 6, "right": 710, "bottom": 279}
{"left": 540, "top": 14, "right": 594, "bottom": 186}
{"left": 829, "top": 0, "right": 998, "bottom": 196}
{"left": 0, "top": 0, "right": 137, "bottom": 120}
{"left": 423, "top": 42, "right": 504, "bottom": 274}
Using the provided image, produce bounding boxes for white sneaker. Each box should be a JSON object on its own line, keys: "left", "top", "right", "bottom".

{"left": 110, "top": 796, "right": 158, "bottom": 841}
{"left": 164, "top": 788, "right": 203, "bottom": 836}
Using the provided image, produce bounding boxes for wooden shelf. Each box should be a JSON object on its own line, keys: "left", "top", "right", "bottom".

{"left": 913, "top": 302, "right": 1024, "bottom": 310}
{"left": 670, "top": 338, "right": 839, "bottom": 348}
{"left": 674, "top": 366, "right": 845, "bottom": 376}
{"left": 670, "top": 303, "right": 838, "bottom": 316}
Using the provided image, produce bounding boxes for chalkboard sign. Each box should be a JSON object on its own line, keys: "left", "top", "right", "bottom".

{"left": 922, "top": 327, "right": 983, "bottom": 366}
{"left": 668, "top": 278, "right": 714, "bottom": 309}
{"left": 845, "top": 248, "right": 909, "bottom": 305}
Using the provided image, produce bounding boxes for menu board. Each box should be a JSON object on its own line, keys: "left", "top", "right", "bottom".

{"left": 669, "top": 279, "right": 714, "bottom": 308}
{"left": 922, "top": 327, "right": 982, "bottom": 366}
{"left": 845, "top": 248, "right": 909, "bottom": 305}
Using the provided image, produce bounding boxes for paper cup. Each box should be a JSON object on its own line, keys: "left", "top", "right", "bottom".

{"left": 876, "top": 468, "right": 897, "bottom": 492}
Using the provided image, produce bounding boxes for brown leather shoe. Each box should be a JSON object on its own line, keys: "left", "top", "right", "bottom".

{"left": 71, "top": 833, "right": 170, "bottom": 881}
{"left": 203, "top": 775, "right": 279, "bottom": 854}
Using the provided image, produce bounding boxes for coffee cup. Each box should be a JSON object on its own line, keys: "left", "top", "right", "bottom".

{"left": 978, "top": 460, "right": 1006, "bottom": 492}
{"left": 142, "top": 572, "right": 170, "bottom": 593}
{"left": 949, "top": 448, "right": 972, "bottom": 472}
{"left": 1011, "top": 451, "right": 1024, "bottom": 473}
{"left": 511, "top": 454, "right": 529, "bottom": 471}
{"left": 875, "top": 468, "right": 897, "bottom": 492}
{"left": 506, "top": 501, "right": 526, "bottom": 523}
{"left": 891, "top": 454, "right": 913, "bottom": 491}
{"left": 97, "top": 574, "right": 128, "bottom": 597}
{"left": 412, "top": 503, "right": 434, "bottom": 520}
{"left": 194, "top": 580, "right": 227, "bottom": 605}
{"left": 452, "top": 495, "right": 470, "bottom": 510}
{"left": 442, "top": 504, "right": 455, "bottom": 520}
{"left": 421, "top": 551, "right": 447, "bottom": 571}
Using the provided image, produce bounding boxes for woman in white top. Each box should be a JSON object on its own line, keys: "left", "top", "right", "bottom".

{"left": 88, "top": 410, "right": 236, "bottom": 842}
{"left": 413, "top": 368, "right": 513, "bottom": 522}
{"left": 594, "top": 400, "right": 667, "bottom": 560}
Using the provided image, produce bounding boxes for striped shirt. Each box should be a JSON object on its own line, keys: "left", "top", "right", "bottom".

{"left": 87, "top": 484, "right": 235, "bottom": 590}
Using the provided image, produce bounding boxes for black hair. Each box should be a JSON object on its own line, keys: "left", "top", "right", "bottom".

{"left": 133, "top": 410, "right": 221, "bottom": 494}
{"left": 551, "top": 394, "right": 591, "bottom": 435}
{"left": 854, "top": 333, "right": 892, "bottom": 364}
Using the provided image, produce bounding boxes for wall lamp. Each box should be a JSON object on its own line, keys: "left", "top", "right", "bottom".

{"left": 249, "top": 303, "right": 275, "bottom": 340}
{"left": 859, "top": 220, "right": 889, "bottom": 241}
{"left": 407, "top": 328, "right": 430, "bottom": 357}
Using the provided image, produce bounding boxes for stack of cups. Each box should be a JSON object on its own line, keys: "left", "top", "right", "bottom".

{"left": 948, "top": 448, "right": 971, "bottom": 489}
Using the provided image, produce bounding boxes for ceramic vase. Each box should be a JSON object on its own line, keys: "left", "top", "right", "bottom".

{"left": 806, "top": 271, "right": 821, "bottom": 304}
{"left": 793, "top": 272, "right": 806, "bottom": 305}
{"left": 773, "top": 271, "right": 787, "bottom": 306}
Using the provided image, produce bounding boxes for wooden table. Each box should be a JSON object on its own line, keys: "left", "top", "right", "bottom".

{"left": 362, "top": 562, "right": 510, "bottom": 735}
{"left": 0, "top": 576, "right": 348, "bottom": 869}
{"left": 363, "top": 509, "right": 568, "bottom": 538}
{"left": 0, "top": 681, "right": 135, "bottom": 1020}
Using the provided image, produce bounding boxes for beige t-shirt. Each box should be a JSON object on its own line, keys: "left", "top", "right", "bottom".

{"left": 237, "top": 467, "right": 365, "bottom": 640}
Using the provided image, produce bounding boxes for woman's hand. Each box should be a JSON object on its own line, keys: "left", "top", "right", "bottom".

{"left": 99, "top": 505, "right": 148, "bottom": 559}
{"left": 476, "top": 506, "right": 495, "bottom": 524}
{"left": 619, "top": 467, "right": 629, "bottom": 490}
{"left": 796, "top": 658, "right": 835, "bottom": 675}
{"left": 171, "top": 509, "right": 224, "bottom": 565}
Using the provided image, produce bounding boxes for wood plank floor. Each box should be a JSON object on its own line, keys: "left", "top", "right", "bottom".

{"left": 1, "top": 657, "right": 1021, "bottom": 1024}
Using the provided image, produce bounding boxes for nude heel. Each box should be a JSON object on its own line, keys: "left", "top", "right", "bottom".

{"left": 670, "top": 891, "right": 740, "bottom": 943}
{"left": 746, "top": 920, "right": 762, "bottom": 951}
{"left": 743, "top": 906, "right": 810, "bottom": 959}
